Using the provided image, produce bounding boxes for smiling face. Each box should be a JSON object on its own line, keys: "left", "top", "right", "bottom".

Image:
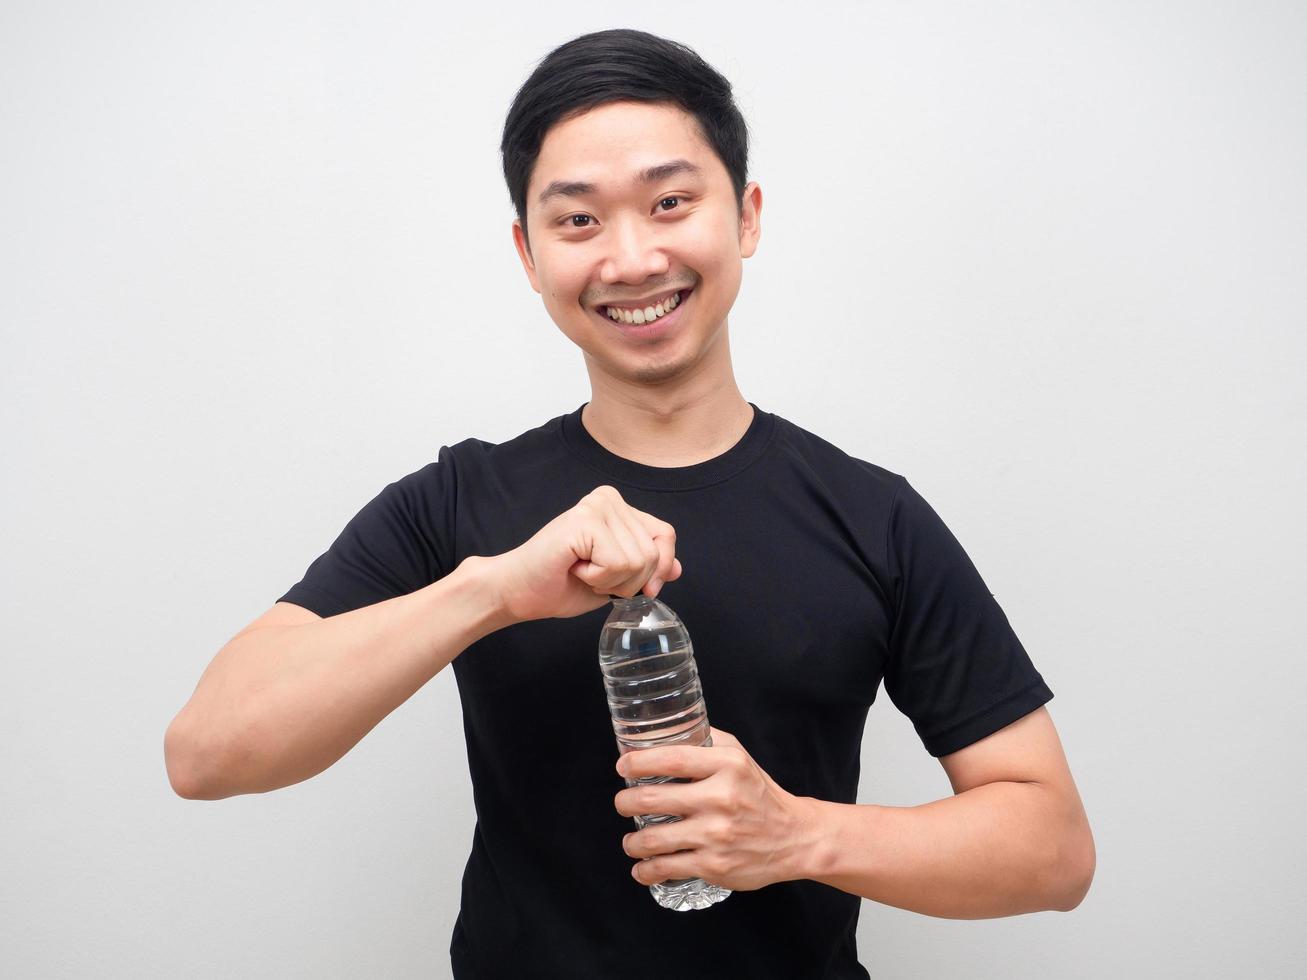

{"left": 512, "top": 100, "right": 761, "bottom": 387}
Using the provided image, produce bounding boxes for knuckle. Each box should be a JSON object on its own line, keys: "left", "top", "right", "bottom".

{"left": 710, "top": 816, "right": 736, "bottom": 846}
{"left": 708, "top": 786, "right": 733, "bottom": 811}
{"left": 706, "top": 854, "right": 730, "bottom": 878}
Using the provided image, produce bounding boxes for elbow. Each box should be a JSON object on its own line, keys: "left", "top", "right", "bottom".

{"left": 165, "top": 717, "right": 221, "bottom": 800}
{"left": 1051, "top": 825, "right": 1096, "bottom": 912}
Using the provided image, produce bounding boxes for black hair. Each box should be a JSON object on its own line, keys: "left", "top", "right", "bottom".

{"left": 500, "top": 28, "right": 750, "bottom": 253}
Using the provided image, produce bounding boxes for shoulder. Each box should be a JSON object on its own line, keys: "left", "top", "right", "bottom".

{"left": 435, "top": 409, "right": 570, "bottom": 474}
{"left": 388, "top": 409, "right": 576, "bottom": 504}
{"left": 767, "top": 411, "right": 905, "bottom": 499}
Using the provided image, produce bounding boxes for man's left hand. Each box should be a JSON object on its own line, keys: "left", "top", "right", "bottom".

{"left": 613, "top": 726, "right": 817, "bottom": 892}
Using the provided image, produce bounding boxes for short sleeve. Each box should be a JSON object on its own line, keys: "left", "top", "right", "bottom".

{"left": 276, "top": 447, "right": 459, "bottom": 618}
{"left": 882, "top": 476, "right": 1053, "bottom": 757}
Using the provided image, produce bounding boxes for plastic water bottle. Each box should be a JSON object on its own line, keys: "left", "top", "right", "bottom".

{"left": 599, "top": 593, "right": 732, "bottom": 911}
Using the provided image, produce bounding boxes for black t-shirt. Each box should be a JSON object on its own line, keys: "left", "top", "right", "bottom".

{"left": 277, "top": 402, "right": 1053, "bottom": 980}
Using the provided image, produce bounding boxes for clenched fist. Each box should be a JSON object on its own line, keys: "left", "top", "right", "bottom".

{"left": 485, "top": 485, "right": 683, "bottom": 623}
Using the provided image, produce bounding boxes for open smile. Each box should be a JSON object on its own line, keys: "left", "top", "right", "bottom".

{"left": 590, "top": 287, "right": 694, "bottom": 340}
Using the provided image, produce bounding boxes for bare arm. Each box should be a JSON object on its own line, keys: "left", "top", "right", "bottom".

{"left": 164, "top": 555, "right": 512, "bottom": 800}
{"left": 611, "top": 709, "right": 1091, "bottom": 917}
{"left": 797, "top": 707, "right": 1095, "bottom": 918}
{"left": 799, "top": 779, "right": 1090, "bottom": 918}
{"left": 166, "top": 484, "right": 681, "bottom": 801}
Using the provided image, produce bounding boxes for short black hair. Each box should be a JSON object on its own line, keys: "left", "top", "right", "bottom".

{"left": 500, "top": 29, "right": 750, "bottom": 253}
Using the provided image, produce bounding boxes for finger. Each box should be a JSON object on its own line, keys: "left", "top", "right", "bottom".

{"left": 612, "top": 506, "right": 661, "bottom": 596}
{"left": 633, "top": 512, "right": 679, "bottom": 590}
{"left": 636, "top": 528, "right": 672, "bottom": 598}
{"left": 606, "top": 511, "right": 651, "bottom": 597}
{"left": 646, "top": 532, "right": 674, "bottom": 597}
{"left": 624, "top": 821, "right": 702, "bottom": 860}
{"left": 614, "top": 778, "right": 715, "bottom": 819}
{"left": 570, "top": 508, "right": 622, "bottom": 588}
{"left": 618, "top": 744, "right": 726, "bottom": 783}
{"left": 615, "top": 782, "right": 690, "bottom": 820}
{"left": 707, "top": 726, "right": 740, "bottom": 748}
{"left": 632, "top": 852, "right": 702, "bottom": 887}
{"left": 600, "top": 507, "right": 647, "bottom": 595}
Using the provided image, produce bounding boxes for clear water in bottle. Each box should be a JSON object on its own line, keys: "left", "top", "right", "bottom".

{"left": 599, "top": 593, "right": 732, "bottom": 911}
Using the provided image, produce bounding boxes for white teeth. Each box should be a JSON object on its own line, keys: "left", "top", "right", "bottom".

{"left": 604, "top": 290, "right": 684, "bottom": 324}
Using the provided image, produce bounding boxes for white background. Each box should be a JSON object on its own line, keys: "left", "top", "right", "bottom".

{"left": 3, "top": 1, "right": 1304, "bottom": 976}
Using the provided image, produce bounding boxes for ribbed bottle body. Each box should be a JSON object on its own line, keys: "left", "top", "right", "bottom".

{"left": 599, "top": 596, "right": 731, "bottom": 911}
{"left": 600, "top": 619, "right": 710, "bottom": 753}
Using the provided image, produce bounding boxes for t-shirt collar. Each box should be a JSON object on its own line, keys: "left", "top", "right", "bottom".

{"left": 558, "top": 401, "right": 775, "bottom": 491}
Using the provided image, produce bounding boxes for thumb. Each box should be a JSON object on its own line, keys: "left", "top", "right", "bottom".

{"left": 708, "top": 725, "right": 740, "bottom": 748}
{"left": 570, "top": 558, "right": 602, "bottom": 583}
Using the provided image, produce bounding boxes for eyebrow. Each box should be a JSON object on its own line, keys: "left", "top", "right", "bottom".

{"left": 536, "top": 159, "right": 704, "bottom": 208}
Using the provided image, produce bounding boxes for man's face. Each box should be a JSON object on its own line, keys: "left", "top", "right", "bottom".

{"left": 512, "top": 100, "right": 761, "bottom": 386}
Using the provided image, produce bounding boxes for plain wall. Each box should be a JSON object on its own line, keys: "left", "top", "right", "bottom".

{"left": 2, "top": 1, "right": 1303, "bottom": 976}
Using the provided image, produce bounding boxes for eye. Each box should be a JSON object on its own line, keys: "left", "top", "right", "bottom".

{"left": 564, "top": 214, "right": 593, "bottom": 228}
{"left": 657, "top": 196, "right": 681, "bottom": 212}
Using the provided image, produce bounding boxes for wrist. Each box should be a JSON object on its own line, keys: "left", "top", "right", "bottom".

{"left": 786, "top": 795, "right": 841, "bottom": 883}
{"left": 789, "top": 799, "right": 852, "bottom": 883}
{"left": 452, "top": 554, "right": 521, "bottom": 633}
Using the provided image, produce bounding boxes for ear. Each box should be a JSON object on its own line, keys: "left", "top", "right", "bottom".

{"left": 738, "top": 181, "right": 762, "bottom": 259}
{"left": 511, "top": 218, "right": 542, "bottom": 293}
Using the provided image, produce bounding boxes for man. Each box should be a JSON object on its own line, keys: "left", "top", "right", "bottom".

{"left": 165, "top": 28, "right": 1094, "bottom": 979}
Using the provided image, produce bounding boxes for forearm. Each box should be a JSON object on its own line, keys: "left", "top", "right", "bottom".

{"left": 798, "top": 782, "right": 1089, "bottom": 919}
{"left": 169, "top": 555, "right": 512, "bottom": 799}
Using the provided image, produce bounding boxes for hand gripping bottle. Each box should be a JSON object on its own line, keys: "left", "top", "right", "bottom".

{"left": 599, "top": 594, "right": 732, "bottom": 911}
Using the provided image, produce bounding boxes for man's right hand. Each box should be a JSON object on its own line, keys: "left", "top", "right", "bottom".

{"left": 485, "top": 485, "right": 683, "bottom": 623}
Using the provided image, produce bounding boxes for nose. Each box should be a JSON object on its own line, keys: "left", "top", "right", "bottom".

{"left": 600, "top": 215, "right": 670, "bottom": 286}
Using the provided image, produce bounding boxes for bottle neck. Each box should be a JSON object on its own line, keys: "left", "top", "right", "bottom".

{"left": 608, "top": 594, "right": 655, "bottom": 608}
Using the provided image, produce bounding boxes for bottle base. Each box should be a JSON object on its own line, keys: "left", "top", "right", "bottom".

{"left": 649, "top": 877, "right": 732, "bottom": 911}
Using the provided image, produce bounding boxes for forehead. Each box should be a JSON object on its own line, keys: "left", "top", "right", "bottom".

{"left": 529, "top": 101, "right": 719, "bottom": 205}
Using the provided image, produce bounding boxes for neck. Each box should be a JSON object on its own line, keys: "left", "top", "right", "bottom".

{"left": 582, "top": 311, "right": 754, "bottom": 467}
{"left": 581, "top": 384, "right": 753, "bottom": 469}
